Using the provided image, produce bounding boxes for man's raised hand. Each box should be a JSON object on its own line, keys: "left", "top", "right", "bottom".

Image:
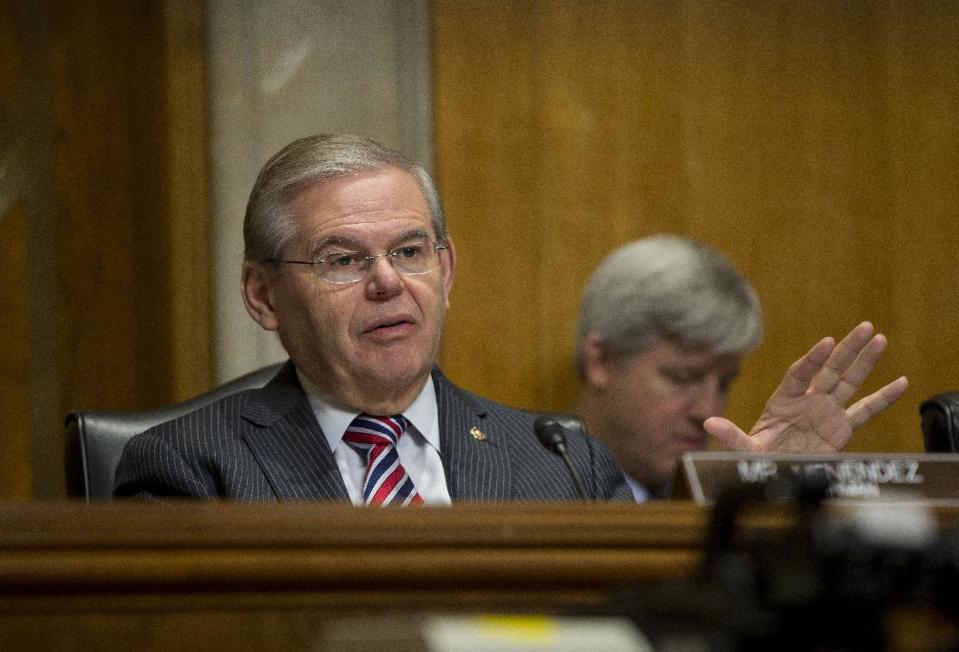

{"left": 703, "top": 322, "right": 908, "bottom": 453}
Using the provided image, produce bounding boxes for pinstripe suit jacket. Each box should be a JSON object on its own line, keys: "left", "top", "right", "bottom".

{"left": 113, "top": 362, "right": 631, "bottom": 501}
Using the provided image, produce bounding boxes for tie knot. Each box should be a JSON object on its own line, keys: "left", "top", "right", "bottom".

{"left": 343, "top": 413, "right": 407, "bottom": 449}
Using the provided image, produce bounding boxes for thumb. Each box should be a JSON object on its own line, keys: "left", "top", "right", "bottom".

{"left": 703, "top": 416, "right": 753, "bottom": 452}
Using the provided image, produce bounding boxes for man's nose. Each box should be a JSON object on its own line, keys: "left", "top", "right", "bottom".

{"left": 365, "top": 254, "right": 404, "bottom": 298}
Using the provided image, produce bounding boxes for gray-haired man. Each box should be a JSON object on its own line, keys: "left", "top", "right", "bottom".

{"left": 574, "top": 235, "right": 905, "bottom": 501}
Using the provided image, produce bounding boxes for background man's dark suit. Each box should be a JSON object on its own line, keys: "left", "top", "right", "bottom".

{"left": 114, "top": 363, "right": 631, "bottom": 501}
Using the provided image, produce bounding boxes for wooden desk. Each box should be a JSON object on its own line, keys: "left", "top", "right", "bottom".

{"left": 0, "top": 500, "right": 951, "bottom": 650}
{"left": 0, "top": 501, "right": 714, "bottom": 649}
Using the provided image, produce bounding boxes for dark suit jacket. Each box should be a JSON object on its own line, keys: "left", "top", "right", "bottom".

{"left": 114, "top": 363, "right": 631, "bottom": 501}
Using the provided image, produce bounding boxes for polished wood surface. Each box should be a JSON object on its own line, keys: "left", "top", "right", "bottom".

{"left": 0, "top": 501, "right": 714, "bottom": 649}
{"left": 0, "top": 501, "right": 710, "bottom": 609}
{"left": 1, "top": 500, "right": 957, "bottom": 650}
{"left": 0, "top": 206, "right": 31, "bottom": 500}
{"left": 1, "top": 4, "right": 38, "bottom": 500}
{"left": 434, "top": 1, "right": 959, "bottom": 453}
{"left": 50, "top": 0, "right": 212, "bottom": 412}
{"left": 1, "top": 1, "right": 210, "bottom": 498}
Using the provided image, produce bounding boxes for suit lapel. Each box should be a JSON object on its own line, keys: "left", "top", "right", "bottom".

{"left": 236, "top": 364, "right": 511, "bottom": 502}
{"left": 434, "top": 369, "right": 511, "bottom": 501}
{"left": 239, "top": 362, "right": 350, "bottom": 501}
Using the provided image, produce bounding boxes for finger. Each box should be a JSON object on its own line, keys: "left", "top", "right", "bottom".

{"left": 704, "top": 416, "right": 755, "bottom": 452}
{"left": 809, "top": 321, "right": 875, "bottom": 395}
{"left": 829, "top": 333, "right": 888, "bottom": 405}
{"left": 776, "top": 337, "right": 835, "bottom": 399}
{"left": 846, "top": 376, "right": 909, "bottom": 429}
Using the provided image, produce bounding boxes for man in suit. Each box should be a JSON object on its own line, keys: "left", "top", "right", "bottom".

{"left": 115, "top": 135, "right": 907, "bottom": 503}
{"left": 575, "top": 236, "right": 763, "bottom": 501}
{"left": 114, "top": 134, "right": 629, "bottom": 502}
{"left": 574, "top": 235, "right": 906, "bottom": 502}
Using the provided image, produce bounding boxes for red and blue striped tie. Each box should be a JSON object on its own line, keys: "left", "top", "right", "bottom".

{"left": 342, "top": 414, "right": 423, "bottom": 506}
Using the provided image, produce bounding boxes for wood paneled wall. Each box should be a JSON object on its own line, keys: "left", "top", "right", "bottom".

{"left": 0, "top": 205, "right": 31, "bottom": 499}
{"left": 434, "top": 1, "right": 959, "bottom": 453}
{"left": 0, "top": 3, "right": 32, "bottom": 499}
{"left": 3, "top": 1, "right": 957, "bottom": 498}
{"left": 50, "top": 1, "right": 212, "bottom": 411}
{"left": 0, "top": 1, "right": 211, "bottom": 498}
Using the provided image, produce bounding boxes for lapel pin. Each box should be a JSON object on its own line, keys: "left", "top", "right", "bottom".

{"left": 470, "top": 426, "right": 487, "bottom": 441}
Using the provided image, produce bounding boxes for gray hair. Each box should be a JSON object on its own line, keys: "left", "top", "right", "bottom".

{"left": 243, "top": 134, "right": 446, "bottom": 262}
{"left": 575, "top": 235, "right": 763, "bottom": 377}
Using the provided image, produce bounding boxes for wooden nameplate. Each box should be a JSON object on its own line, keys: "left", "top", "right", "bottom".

{"left": 675, "top": 451, "right": 959, "bottom": 506}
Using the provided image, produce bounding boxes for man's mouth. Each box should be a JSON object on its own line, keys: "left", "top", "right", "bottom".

{"left": 363, "top": 316, "right": 415, "bottom": 341}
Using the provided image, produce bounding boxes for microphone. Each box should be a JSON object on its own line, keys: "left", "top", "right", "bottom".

{"left": 534, "top": 415, "right": 589, "bottom": 500}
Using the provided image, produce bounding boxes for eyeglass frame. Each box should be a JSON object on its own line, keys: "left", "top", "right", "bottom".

{"left": 262, "top": 236, "right": 450, "bottom": 285}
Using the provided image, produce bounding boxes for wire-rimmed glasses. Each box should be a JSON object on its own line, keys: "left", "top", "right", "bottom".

{"left": 265, "top": 238, "right": 448, "bottom": 285}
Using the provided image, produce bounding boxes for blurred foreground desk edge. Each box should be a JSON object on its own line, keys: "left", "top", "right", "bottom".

{"left": 0, "top": 501, "right": 706, "bottom": 650}
{"left": 1, "top": 500, "right": 957, "bottom": 650}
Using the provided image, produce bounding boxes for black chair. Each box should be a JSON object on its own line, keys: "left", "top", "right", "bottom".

{"left": 920, "top": 392, "right": 959, "bottom": 453}
{"left": 65, "top": 363, "right": 283, "bottom": 500}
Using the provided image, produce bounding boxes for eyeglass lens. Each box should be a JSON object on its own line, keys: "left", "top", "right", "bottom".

{"left": 319, "top": 240, "right": 441, "bottom": 284}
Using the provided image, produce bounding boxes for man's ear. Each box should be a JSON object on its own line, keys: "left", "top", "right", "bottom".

{"left": 440, "top": 236, "right": 456, "bottom": 307}
{"left": 582, "top": 335, "right": 612, "bottom": 390}
{"left": 241, "top": 261, "right": 280, "bottom": 331}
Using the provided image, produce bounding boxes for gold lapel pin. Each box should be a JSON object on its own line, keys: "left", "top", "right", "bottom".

{"left": 470, "top": 426, "right": 487, "bottom": 441}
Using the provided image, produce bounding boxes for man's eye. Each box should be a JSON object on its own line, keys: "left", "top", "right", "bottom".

{"left": 323, "top": 253, "right": 363, "bottom": 267}
{"left": 395, "top": 245, "right": 424, "bottom": 259}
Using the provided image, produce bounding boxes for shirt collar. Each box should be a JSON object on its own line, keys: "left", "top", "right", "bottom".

{"left": 623, "top": 472, "right": 650, "bottom": 503}
{"left": 296, "top": 370, "right": 440, "bottom": 452}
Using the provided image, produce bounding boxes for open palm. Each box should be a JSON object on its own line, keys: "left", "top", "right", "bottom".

{"left": 705, "top": 322, "right": 909, "bottom": 453}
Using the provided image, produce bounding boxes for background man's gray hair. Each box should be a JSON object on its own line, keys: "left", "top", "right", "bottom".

{"left": 575, "top": 235, "right": 763, "bottom": 378}
{"left": 243, "top": 134, "right": 447, "bottom": 262}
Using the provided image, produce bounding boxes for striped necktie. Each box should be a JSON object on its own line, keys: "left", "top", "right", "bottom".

{"left": 342, "top": 413, "right": 423, "bottom": 506}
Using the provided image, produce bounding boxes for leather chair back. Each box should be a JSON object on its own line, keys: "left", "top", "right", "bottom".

{"left": 65, "top": 363, "right": 283, "bottom": 500}
{"left": 920, "top": 392, "right": 959, "bottom": 453}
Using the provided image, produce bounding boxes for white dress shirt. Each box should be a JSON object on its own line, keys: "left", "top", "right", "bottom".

{"left": 624, "top": 472, "right": 650, "bottom": 503}
{"left": 297, "top": 371, "right": 452, "bottom": 506}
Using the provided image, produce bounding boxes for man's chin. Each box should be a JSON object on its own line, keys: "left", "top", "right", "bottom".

{"left": 361, "top": 359, "right": 432, "bottom": 394}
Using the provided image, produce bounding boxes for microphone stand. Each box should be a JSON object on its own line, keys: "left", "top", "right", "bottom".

{"left": 534, "top": 416, "right": 589, "bottom": 500}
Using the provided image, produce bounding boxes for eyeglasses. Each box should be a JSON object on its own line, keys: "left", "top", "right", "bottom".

{"left": 266, "top": 238, "right": 449, "bottom": 285}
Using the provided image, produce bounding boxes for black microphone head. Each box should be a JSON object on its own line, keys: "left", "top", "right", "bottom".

{"left": 534, "top": 415, "right": 568, "bottom": 452}
{"left": 534, "top": 415, "right": 588, "bottom": 500}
